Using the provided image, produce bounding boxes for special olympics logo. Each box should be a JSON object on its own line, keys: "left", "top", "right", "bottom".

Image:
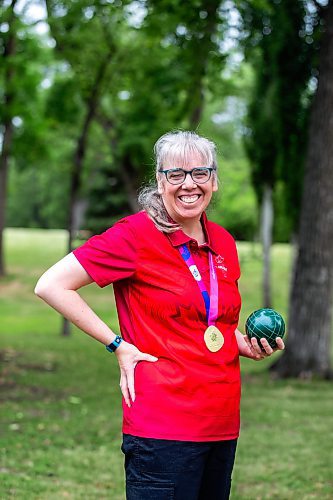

{"left": 189, "top": 265, "right": 201, "bottom": 281}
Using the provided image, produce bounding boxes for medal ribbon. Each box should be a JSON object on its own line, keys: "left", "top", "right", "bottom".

{"left": 178, "top": 244, "right": 218, "bottom": 326}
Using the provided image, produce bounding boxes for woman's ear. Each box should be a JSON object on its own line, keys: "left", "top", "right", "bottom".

{"left": 212, "top": 174, "right": 218, "bottom": 192}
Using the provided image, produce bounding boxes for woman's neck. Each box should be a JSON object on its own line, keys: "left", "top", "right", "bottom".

{"left": 180, "top": 219, "right": 205, "bottom": 245}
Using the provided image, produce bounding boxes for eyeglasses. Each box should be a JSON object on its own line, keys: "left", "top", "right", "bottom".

{"left": 158, "top": 167, "right": 216, "bottom": 185}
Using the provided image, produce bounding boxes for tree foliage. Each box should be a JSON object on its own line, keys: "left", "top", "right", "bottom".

{"left": 238, "top": 0, "right": 323, "bottom": 233}
{"left": 2, "top": 1, "right": 258, "bottom": 243}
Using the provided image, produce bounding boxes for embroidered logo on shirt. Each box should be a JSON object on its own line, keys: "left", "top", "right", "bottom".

{"left": 215, "top": 255, "right": 224, "bottom": 264}
{"left": 215, "top": 255, "right": 228, "bottom": 277}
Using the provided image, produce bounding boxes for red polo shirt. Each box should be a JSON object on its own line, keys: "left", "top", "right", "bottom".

{"left": 73, "top": 211, "right": 241, "bottom": 441}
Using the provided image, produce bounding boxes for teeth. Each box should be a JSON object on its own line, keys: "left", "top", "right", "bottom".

{"left": 179, "top": 195, "right": 199, "bottom": 203}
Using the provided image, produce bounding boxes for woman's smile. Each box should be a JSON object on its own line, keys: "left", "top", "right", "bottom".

{"left": 178, "top": 194, "right": 201, "bottom": 204}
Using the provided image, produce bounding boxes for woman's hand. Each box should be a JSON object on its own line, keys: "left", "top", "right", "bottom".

{"left": 243, "top": 335, "right": 285, "bottom": 361}
{"left": 235, "top": 328, "right": 285, "bottom": 360}
{"left": 115, "top": 341, "right": 158, "bottom": 407}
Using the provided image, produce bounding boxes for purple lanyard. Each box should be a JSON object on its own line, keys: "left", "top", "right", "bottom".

{"left": 178, "top": 244, "right": 218, "bottom": 326}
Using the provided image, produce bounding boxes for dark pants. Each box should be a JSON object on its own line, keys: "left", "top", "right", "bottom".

{"left": 121, "top": 434, "right": 238, "bottom": 500}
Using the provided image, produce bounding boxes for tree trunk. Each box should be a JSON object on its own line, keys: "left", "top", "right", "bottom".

{"left": 62, "top": 55, "right": 111, "bottom": 337}
{"left": 119, "top": 154, "right": 141, "bottom": 213}
{"left": 0, "top": 124, "right": 13, "bottom": 277}
{"left": 261, "top": 184, "right": 273, "bottom": 308}
{"left": 271, "top": 0, "right": 333, "bottom": 379}
{"left": 66, "top": 55, "right": 111, "bottom": 254}
{"left": 0, "top": 0, "right": 17, "bottom": 277}
{"left": 185, "top": 0, "right": 220, "bottom": 128}
{"left": 96, "top": 114, "right": 140, "bottom": 213}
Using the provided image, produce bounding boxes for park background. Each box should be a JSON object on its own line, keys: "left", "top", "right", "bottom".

{"left": 1, "top": 0, "right": 332, "bottom": 498}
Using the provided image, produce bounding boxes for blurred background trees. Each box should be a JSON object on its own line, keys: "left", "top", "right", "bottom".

{"left": 0, "top": 0, "right": 332, "bottom": 377}
{"left": 1, "top": 0, "right": 256, "bottom": 240}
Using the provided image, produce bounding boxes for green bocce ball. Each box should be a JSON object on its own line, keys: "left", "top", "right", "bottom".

{"left": 245, "top": 308, "right": 285, "bottom": 349}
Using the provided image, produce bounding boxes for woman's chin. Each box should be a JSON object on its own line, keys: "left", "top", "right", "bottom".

{"left": 178, "top": 197, "right": 207, "bottom": 212}
{"left": 173, "top": 205, "right": 204, "bottom": 223}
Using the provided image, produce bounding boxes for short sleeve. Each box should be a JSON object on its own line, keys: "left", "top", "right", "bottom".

{"left": 73, "top": 218, "right": 138, "bottom": 287}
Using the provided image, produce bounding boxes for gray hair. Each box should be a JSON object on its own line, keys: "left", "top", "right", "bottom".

{"left": 138, "top": 130, "right": 218, "bottom": 233}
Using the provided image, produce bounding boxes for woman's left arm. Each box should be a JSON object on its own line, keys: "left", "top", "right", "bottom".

{"left": 235, "top": 328, "right": 285, "bottom": 361}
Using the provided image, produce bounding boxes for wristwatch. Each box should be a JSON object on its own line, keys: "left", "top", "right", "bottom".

{"left": 105, "top": 335, "right": 123, "bottom": 353}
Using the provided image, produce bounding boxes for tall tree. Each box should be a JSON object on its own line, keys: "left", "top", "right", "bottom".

{"left": 45, "top": 0, "right": 125, "bottom": 335}
{"left": 0, "top": 0, "right": 47, "bottom": 276}
{"left": 0, "top": 0, "right": 17, "bottom": 276}
{"left": 271, "top": 0, "right": 333, "bottom": 378}
{"left": 45, "top": 0, "right": 120, "bottom": 254}
{"left": 239, "top": 0, "right": 313, "bottom": 306}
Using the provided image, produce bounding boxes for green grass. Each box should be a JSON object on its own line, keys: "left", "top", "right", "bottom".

{"left": 1, "top": 228, "right": 332, "bottom": 499}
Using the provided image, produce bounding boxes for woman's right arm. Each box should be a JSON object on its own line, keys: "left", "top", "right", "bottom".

{"left": 35, "top": 252, "right": 158, "bottom": 407}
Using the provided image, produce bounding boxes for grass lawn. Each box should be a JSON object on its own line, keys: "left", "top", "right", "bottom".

{"left": 0, "top": 228, "right": 332, "bottom": 499}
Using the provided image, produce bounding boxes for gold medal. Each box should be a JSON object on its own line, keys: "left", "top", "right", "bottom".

{"left": 204, "top": 325, "right": 224, "bottom": 352}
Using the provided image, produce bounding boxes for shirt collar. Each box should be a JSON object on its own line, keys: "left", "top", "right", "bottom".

{"left": 166, "top": 212, "right": 218, "bottom": 254}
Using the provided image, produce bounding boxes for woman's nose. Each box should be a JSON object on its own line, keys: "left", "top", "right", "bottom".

{"left": 182, "top": 172, "right": 196, "bottom": 189}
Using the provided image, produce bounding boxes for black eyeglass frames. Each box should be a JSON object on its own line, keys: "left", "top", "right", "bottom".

{"left": 158, "top": 167, "right": 216, "bottom": 185}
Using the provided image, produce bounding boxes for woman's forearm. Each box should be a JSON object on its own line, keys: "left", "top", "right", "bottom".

{"left": 35, "top": 253, "right": 117, "bottom": 346}
{"left": 36, "top": 286, "right": 116, "bottom": 345}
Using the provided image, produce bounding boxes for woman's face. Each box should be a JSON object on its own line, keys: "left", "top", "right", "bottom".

{"left": 157, "top": 152, "right": 218, "bottom": 225}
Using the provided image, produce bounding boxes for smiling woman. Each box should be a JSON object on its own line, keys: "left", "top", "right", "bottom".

{"left": 155, "top": 134, "right": 218, "bottom": 243}
{"left": 35, "top": 130, "right": 284, "bottom": 500}
{"left": 138, "top": 131, "right": 218, "bottom": 237}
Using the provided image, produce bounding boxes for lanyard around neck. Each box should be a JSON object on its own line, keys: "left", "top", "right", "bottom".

{"left": 178, "top": 243, "right": 218, "bottom": 326}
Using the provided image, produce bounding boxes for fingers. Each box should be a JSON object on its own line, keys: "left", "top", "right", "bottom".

{"left": 119, "top": 366, "right": 137, "bottom": 407}
{"left": 275, "top": 337, "right": 285, "bottom": 350}
{"left": 126, "top": 368, "right": 136, "bottom": 404}
{"left": 259, "top": 338, "right": 273, "bottom": 355}
{"left": 245, "top": 334, "right": 285, "bottom": 361}
{"left": 119, "top": 371, "right": 132, "bottom": 408}
{"left": 139, "top": 352, "right": 158, "bottom": 362}
{"left": 117, "top": 347, "right": 158, "bottom": 407}
{"left": 256, "top": 337, "right": 285, "bottom": 356}
{"left": 258, "top": 337, "right": 285, "bottom": 354}
{"left": 250, "top": 337, "right": 266, "bottom": 358}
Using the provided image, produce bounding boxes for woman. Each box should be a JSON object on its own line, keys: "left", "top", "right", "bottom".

{"left": 35, "top": 130, "right": 284, "bottom": 500}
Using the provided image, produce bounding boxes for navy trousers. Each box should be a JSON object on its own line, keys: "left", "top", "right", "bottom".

{"left": 121, "top": 434, "right": 237, "bottom": 500}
